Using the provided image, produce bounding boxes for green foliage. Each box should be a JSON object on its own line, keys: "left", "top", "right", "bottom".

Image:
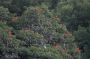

{"left": 74, "top": 26, "right": 90, "bottom": 59}
{"left": 15, "top": 30, "right": 44, "bottom": 47}
{"left": 0, "top": 0, "right": 12, "bottom": 7}
{"left": 0, "top": 0, "right": 89, "bottom": 59}
{"left": 18, "top": 46, "right": 63, "bottom": 59}
{"left": 57, "top": 0, "right": 90, "bottom": 31}
{"left": 0, "top": 6, "right": 11, "bottom": 21}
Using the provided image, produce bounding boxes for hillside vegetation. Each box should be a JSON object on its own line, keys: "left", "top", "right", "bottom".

{"left": 0, "top": 0, "right": 90, "bottom": 59}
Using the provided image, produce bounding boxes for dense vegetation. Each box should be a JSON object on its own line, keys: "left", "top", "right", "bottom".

{"left": 0, "top": 0, "right": 90, "bottom": 59}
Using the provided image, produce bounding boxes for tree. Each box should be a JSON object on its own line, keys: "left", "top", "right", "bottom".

{"left": 0, "top": 6, "right": 11, "bottom": 21}
{"left": 15, "top": 30, "right": 45, "bottom": 47}
{"left": 0, "top": 0, "right": 12, "bottom": 7}
{"left": 74, "top": 26, "right": 90, "bottom": 59}
{"left": 8, "top": 0, "right": 31, "bottom": 16}
{"left": 0, "top": 1, "right": 83, "bottom": 59}
{"left": 56, "top": 0, "right": 90, "bottom": 31}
